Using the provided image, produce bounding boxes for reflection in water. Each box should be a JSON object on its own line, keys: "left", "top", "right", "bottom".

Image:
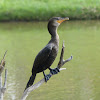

{"left": 0, "top": 20, "right": 100, "bottom": 100}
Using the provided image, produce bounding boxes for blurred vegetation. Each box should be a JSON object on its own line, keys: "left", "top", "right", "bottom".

{"left": 0, "top": 0, "right": 100, "bottom": 21}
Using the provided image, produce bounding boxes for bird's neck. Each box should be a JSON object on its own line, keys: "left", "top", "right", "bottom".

{"left": 51, "top": 33, "right": 59, "bottom": 46}
{"left": 48, "top": 26, "right": 59, "bottom": 45}
{"left": 48, "top": 25, "right": 58, "bottom": 37}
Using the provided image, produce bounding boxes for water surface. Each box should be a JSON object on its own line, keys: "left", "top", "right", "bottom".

{"left": 0, "top": 20, "right": 100, "bottom": 100}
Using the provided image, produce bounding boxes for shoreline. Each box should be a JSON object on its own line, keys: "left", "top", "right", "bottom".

{"left": 0, "top": 0, "right": 100, "bottom": 21}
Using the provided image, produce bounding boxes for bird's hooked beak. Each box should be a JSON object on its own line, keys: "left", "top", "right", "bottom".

{"left": 57, "top": 17, "right": 69, "bottom": 24}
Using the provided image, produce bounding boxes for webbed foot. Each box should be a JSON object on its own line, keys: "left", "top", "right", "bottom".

{"left": 45, "top": 74, "right": 51, "bottom": 82}
{"left": 49, "top": 67, "right": 60, "bottom": 75}
{"left": 43, "top": 71, "right": 51, "bottom": 82}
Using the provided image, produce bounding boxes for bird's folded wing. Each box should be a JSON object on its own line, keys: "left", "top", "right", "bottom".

{"left": 33, "top": 45, "right": 53, "bottom": 68}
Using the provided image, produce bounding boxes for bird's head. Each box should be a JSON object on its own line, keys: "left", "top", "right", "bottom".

{"left": 48, "top": 17, "right": 69, "bottom": 27}
{"left": 48, "top": 17, "right": 69, "bottom": 37}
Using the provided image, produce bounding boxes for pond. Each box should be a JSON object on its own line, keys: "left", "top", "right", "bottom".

{"left": 0, "top": 20, "right": 100, "bottom": 100}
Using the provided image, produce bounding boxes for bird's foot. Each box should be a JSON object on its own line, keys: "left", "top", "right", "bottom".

{"left": 44, "top": 74, "right": 51, "bottom": 82}
{"left": 43, "top": 71, "right": 51, "bottom": 82}
{"left": 49, "top": 67, "right": 60, "bottom": 75}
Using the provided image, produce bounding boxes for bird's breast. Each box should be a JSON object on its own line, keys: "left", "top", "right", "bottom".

{"left": 45, "top": 45, "right": 58, "bottom": 67}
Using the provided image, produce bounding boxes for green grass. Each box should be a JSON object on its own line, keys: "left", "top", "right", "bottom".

{"left": 0, "top": 0, "right": 100, "bottom": 21}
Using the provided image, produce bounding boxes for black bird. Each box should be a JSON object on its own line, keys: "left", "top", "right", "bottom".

{"left": 25, "top": 17, "right": 69, "bottom": 90}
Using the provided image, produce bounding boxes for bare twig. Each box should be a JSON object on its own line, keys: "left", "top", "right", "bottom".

{"left": 21, "top": 42, "right": 73, "bottom": 100}
{"left": 2, "top": 51, "right": 7, "bottom": 61}
{"left": 57, "top": 41, "right": 73, "bottom": 69}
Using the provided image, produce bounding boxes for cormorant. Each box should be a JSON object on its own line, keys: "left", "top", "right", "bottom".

{"left": 25, "top": 17, "right": 69, "bottom": 90}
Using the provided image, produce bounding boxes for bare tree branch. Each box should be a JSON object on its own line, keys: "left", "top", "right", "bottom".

{"left": 0, "top": 51, "right": 7, "bottom": 100}
{"left": 1, "top": 69, "right": 7, "bottom": 94}
{"left": 0, "top": 51, "right": 7, "bottom": 74}
{"left": 21, "top": 42, "right": 73, "bottom": 100}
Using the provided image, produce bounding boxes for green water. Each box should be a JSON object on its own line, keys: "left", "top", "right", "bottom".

{"left": 0, "top": 21, "right": 100, "bottom": 100}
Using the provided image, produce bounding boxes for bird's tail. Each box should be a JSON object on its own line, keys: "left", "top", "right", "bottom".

{"left": 25, "top": 73, "right": 36, "bottom": 91}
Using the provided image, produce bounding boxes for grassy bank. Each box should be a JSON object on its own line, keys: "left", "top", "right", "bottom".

{"left": 0, "top": 0, "right": 100, "bottom": 21}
